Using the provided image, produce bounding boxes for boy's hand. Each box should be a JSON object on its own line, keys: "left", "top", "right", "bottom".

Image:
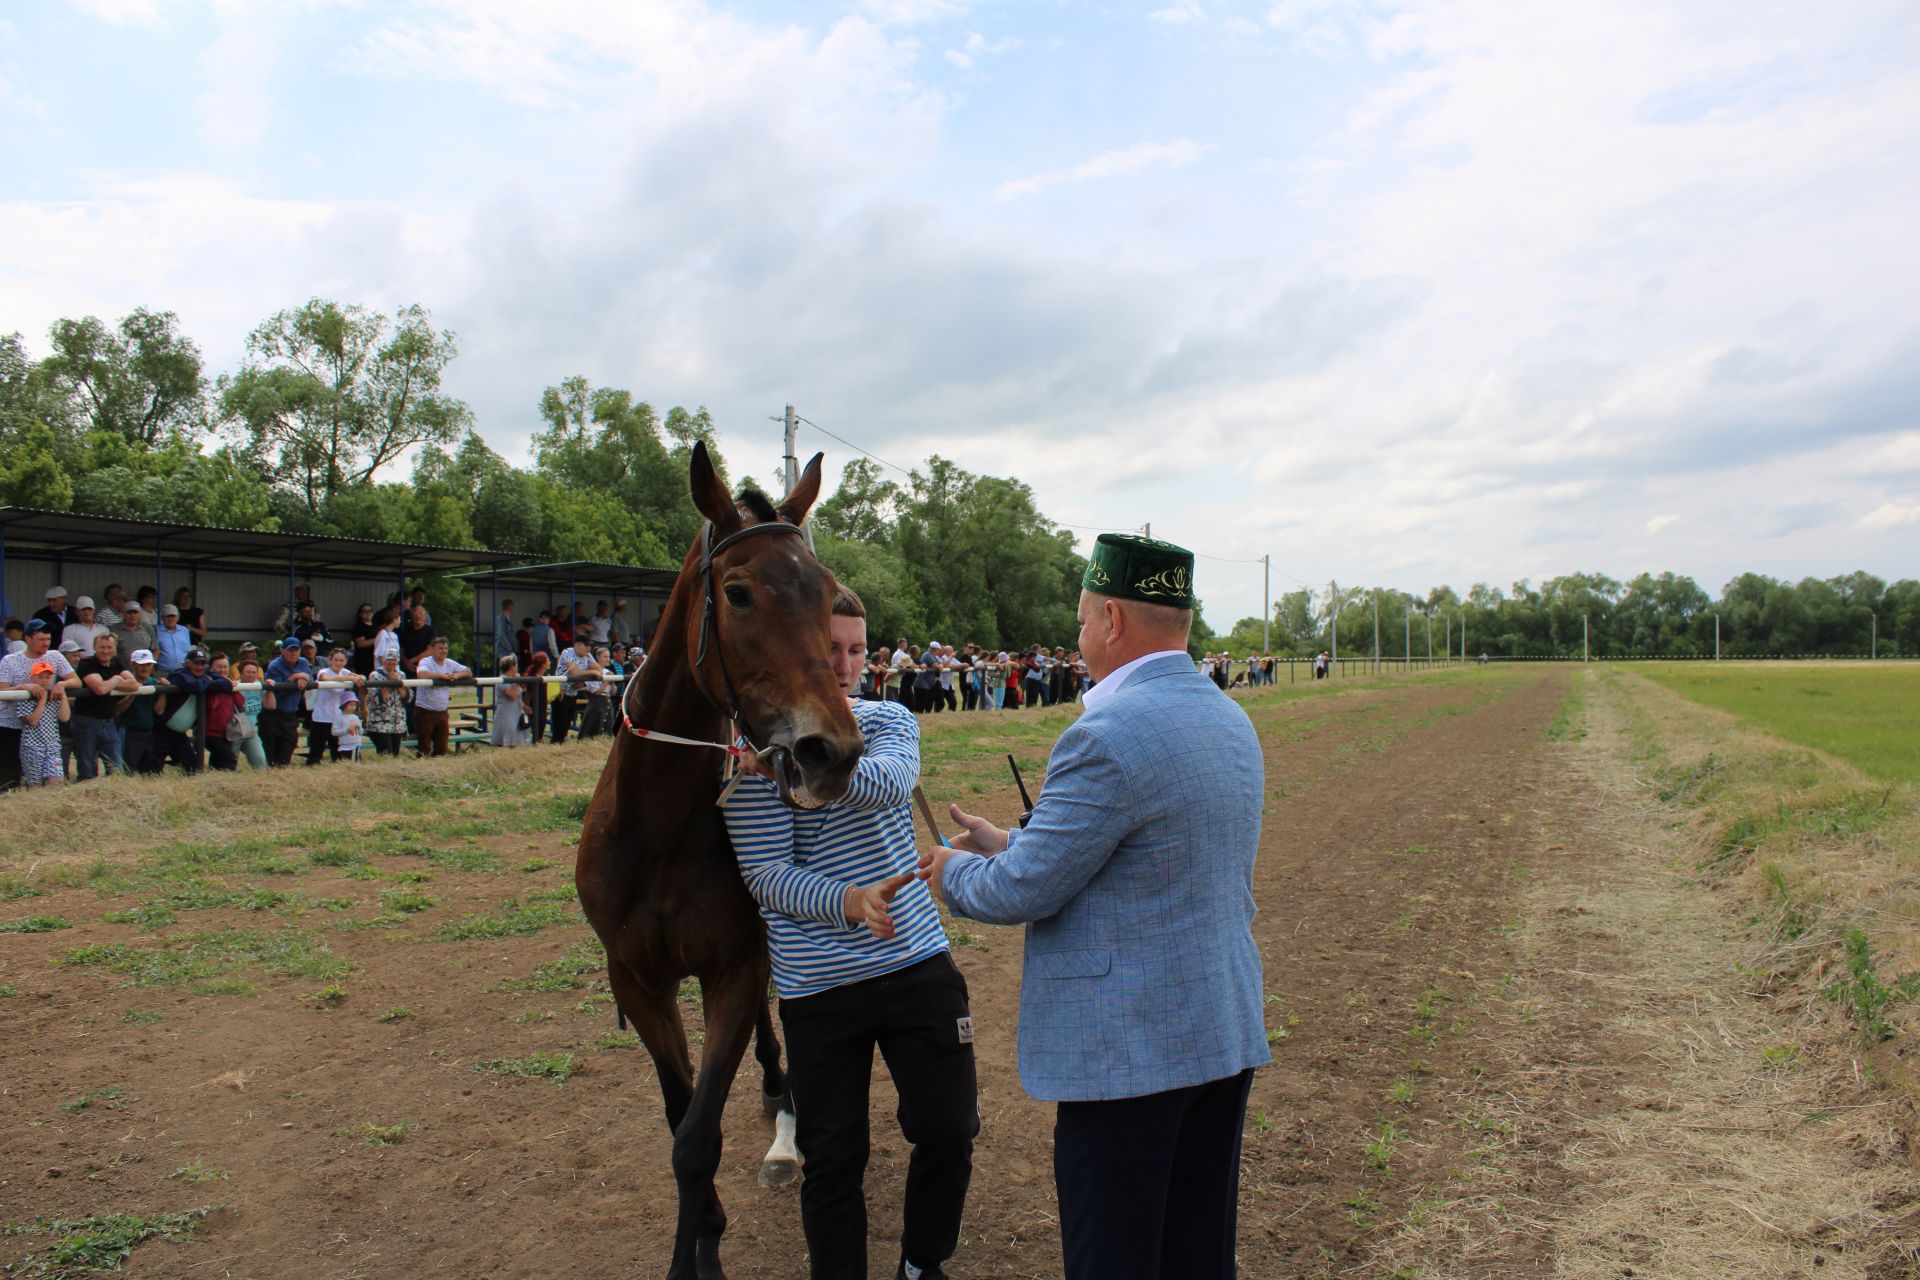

{"left": 843, "top": 873, "right": 914, "bottom": 940}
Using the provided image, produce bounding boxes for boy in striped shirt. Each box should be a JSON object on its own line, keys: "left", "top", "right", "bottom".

{"left": 724, "top": 585, "right": 977, "bottom": 1280}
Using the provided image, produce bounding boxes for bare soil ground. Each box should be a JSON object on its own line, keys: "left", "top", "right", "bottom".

{"left": 2, "top": 666, "right": 1914, "bottom": 1278}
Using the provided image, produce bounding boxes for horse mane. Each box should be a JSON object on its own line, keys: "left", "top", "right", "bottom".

{"left": 735, "top": 488, "right": 781, "bottom": 524}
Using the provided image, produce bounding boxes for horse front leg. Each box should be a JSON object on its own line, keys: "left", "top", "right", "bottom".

{"left": 671, "top": 964, "right": 761, "bottom": 1280}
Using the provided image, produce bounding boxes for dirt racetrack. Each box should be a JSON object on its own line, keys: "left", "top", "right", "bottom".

{"left": 3, "top": 666, "right": 1915, "bottom": 1278}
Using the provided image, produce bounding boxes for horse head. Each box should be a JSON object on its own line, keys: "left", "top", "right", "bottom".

{"left": 685, "top": 441, "right": 863, "bottom": 808}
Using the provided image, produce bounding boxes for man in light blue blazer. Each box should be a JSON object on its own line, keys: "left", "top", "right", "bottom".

{"left": 920, "top": 533, "right": 1268, "bottom": 1280}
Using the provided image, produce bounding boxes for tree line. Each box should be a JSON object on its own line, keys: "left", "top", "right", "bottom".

{"left": 1215, "top": 571, "right": 1918, "bottom": 660}
{"left": 2, "top": 301, "right": 1907, "bottom": 659}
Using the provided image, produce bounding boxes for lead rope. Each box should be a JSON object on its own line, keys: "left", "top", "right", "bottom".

{"left": 618, "top": 680, "right": 758, "bottom": 808}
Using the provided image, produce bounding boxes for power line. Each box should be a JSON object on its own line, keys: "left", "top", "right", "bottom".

{"left": 792, "top": 415, "right": 916, "bottom": 479}
{"left": 787, "top": 408, "right": 1313, "bottom": 589}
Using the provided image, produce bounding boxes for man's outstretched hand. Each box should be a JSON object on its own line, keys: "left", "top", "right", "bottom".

{"left": 844, "top": 873, "right": 914, "bottom": 940}
{"left": 947, "top": 803, "right": 1009, "bottom": 855}
{"left": 917, "top": 803, "right": 1010, "bottom": 904}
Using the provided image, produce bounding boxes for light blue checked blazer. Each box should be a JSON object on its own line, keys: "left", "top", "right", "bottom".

{"left": 942, "top": 653, "right": 1270, "bottom": 1102}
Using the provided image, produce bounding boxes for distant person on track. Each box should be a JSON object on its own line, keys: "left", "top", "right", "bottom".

{"left": 919, "top": 533, "right": 1267, "bottom": 1280}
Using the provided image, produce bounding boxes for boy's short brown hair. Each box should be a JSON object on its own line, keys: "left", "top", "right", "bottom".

{"left": 831, "top": 585, "right": 866, "bottom": 620}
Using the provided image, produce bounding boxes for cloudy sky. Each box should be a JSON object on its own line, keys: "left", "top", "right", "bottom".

{"left": 4, "top": 0, "right": 1917, "bottom": 626}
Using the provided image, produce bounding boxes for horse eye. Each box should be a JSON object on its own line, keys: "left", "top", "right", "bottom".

{"left": 723, "top": 585, "right": 752, "bottom": 608}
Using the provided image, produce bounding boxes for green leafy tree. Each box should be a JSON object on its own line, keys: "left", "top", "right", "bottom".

{"left": 531, "top": 377, "right": 719, "bottom": 557}
{"left": 41, "top": 309, "right": 206, "bottom": 448}
{"left": 218, "top": 300, "right": 469, "bottom": 514}
{"left": 0, "top": 421, "right": 75, "bottom": 510}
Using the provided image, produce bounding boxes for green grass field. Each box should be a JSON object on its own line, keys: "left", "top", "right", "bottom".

{"left": 1638, "top": 662, "right": 1920, "bottom": 784}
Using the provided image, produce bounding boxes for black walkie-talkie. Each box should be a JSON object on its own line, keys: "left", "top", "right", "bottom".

{"left": 1007, "top": 753, "right": 1036, "bottom": 828}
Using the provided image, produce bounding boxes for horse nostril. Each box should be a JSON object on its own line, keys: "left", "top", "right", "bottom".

{"left": 791, "top": 734, "right": 842, "bottom": 774}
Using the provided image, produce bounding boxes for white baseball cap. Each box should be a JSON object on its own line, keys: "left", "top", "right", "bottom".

{"left": 75, "top": 595, "right": 95, "bottom": 609}
{"left": 130, "top": 649, "right": 155, "bottom": 664}
{"left": 46, "top": 585, "right": 67, "bottom": 599}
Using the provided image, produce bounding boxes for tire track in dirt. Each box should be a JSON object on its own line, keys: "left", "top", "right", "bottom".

{"left": 1232, "top": 666, "right": 1573, "bottom": 1277}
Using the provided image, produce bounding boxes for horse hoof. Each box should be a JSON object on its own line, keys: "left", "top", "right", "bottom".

{"left": 758, "top": 1157, "right": 802, "bottom": 1188}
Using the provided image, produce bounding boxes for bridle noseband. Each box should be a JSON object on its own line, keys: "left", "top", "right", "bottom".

{"left": 620, "top": 517, "right": 819, "bottom": 807}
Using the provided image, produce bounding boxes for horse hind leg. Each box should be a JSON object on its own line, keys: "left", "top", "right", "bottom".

{"left": 751, "top": 998, "right": 802, "bottom": 1188}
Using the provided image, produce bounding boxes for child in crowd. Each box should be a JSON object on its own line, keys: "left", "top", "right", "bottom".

{"left": 20, "top": 660, "right": 69, "bottom": 787}
{"left": 202, "top": 651, "right": 245, "bottom": 771}
{"left": 491, "top": 655, "right": 529, "bottom": 748}
{"left": 334, "top": 693, "right": 366, "bottom": 758}
{"left": 309, "top": 646, "right": 365, "bottom": 764}
{"left": 365, "top": 651, "right": 409, "bottom": 757}
{"left": 234, "top": 655, "right": 269, "bottom": 769}
{"left": 583, "top": 646, "right": 615, "bottom": 738}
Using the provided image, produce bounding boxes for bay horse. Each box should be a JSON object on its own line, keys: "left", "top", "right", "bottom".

{"left": 577, "top": 443, "right": 864, "bottom": 1280}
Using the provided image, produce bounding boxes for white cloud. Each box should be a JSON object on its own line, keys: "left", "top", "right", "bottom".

{"left": 64, "top": 0, "right": 166, "bottom": 25}
{"left": 858, "top": 0, "right": 967, "bottom": 27}
{"left": 194, "top": 5, "right": 285, "bottom": 156}
{"left": 996, "top": 138, "right": 1215, "bottom": 200}
{"left": 945, "top": 29, "right": 1018, "bottom": 68}
{"left": 1856, "top": 501, "right": 1920, "bottom": 532}
{"left": 8, "top": 0, "right": 1920, "bottom": 628}
{"left": 1150, "top": 2, "right": 1205, "bottom": 24}
{"left": 1644, "top": 514, "right": 1678, "bottom": 534}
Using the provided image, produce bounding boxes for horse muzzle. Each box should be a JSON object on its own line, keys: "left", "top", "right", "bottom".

{"left": 762, "top": 730, "right": 860, "bottom": 811}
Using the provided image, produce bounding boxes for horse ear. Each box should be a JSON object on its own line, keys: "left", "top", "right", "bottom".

{"left": 688, "top": 441, "right": 738, "bottom": 530}
{"left": 777, "top": 452, "right": 826, "bottom": 526}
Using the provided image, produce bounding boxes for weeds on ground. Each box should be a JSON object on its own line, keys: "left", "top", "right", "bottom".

{"left": 490, "top": 941, "right": 604, "bottom": 993}
{"left": 362, "top": 1120, "right": 412, "bottom": 1146}
{"left": 473, "top": 1051, "right": 575, "bottom": 1086}
{"left": 1546, "top": 676, "right": 1587, "bottom": 741}
{"left": 169, "top": 1159, "right": 229, "bottom": 1184}
{"left": 1362, "top": 1119, "right": 1406, "bottom": 1172}
{"left": 2, "top": 915, "right": 71, "bottom": 933}
{"left": 61, "top": 928, "right": 351, "bottom": 991}
{"left": 377, "top": 1006, "right": 413, "bottom": 1022}
{"left": 2, "top": 1207, "right": 212, "bottom": 1279}
{"left": 436, "top": 898, "right": 571, "bottom": 941}
{"left": 60, "top": 1085, "right": 128, "bottom": 1113}
{"left": 117, "top": 1010, "right": 166, "bottom": 1027}
{"left": 1828, "top": 926, "right": 1920, "bottom": 1044}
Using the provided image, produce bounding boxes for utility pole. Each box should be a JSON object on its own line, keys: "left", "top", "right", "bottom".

{"left": 1142, "top": 522, "right": 1151, "bottom": 539}
{"left": 1262, "top": 555, "right": 1271, "bottom": 655}
{"left": 781, "top": 404, "right": 799, "bottom": 495}
{"left": 1372, "top": 589, "right": 1380, "bottom": 673}
{"left": 1329, "top": 581, "right": 1339, "bottom": 669}
{"left": 1583, "top": 614, "right": 1589, "bottom": 664}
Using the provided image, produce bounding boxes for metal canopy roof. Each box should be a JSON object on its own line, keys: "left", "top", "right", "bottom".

{"left": 447, "top": 559, "right": 683, "bottom": 594}
{"left": 0, "top": 506, "right": 531, "bottom": 574}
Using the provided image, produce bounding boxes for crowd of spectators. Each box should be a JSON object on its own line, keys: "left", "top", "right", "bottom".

{"left": 0, "top": 581, "right": 650, "bottom": 791}
{"left": 4, "top": 580, "right": 1298, "bottom": 793}
{"left": 861, "top": 641, "right": 1091, "bottom": 711}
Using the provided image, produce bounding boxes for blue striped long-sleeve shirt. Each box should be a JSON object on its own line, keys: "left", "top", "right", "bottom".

{"left": 723, "top": 698, "right": 948, "bottom": 998}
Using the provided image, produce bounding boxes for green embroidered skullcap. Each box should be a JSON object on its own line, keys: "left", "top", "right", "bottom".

{"left": 1082, "top": 533, "right": 1196, "bottom": 608}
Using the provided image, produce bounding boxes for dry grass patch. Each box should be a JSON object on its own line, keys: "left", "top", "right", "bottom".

{"left": 1368, "top": 669, "right": 1920, "bottom": 1279}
